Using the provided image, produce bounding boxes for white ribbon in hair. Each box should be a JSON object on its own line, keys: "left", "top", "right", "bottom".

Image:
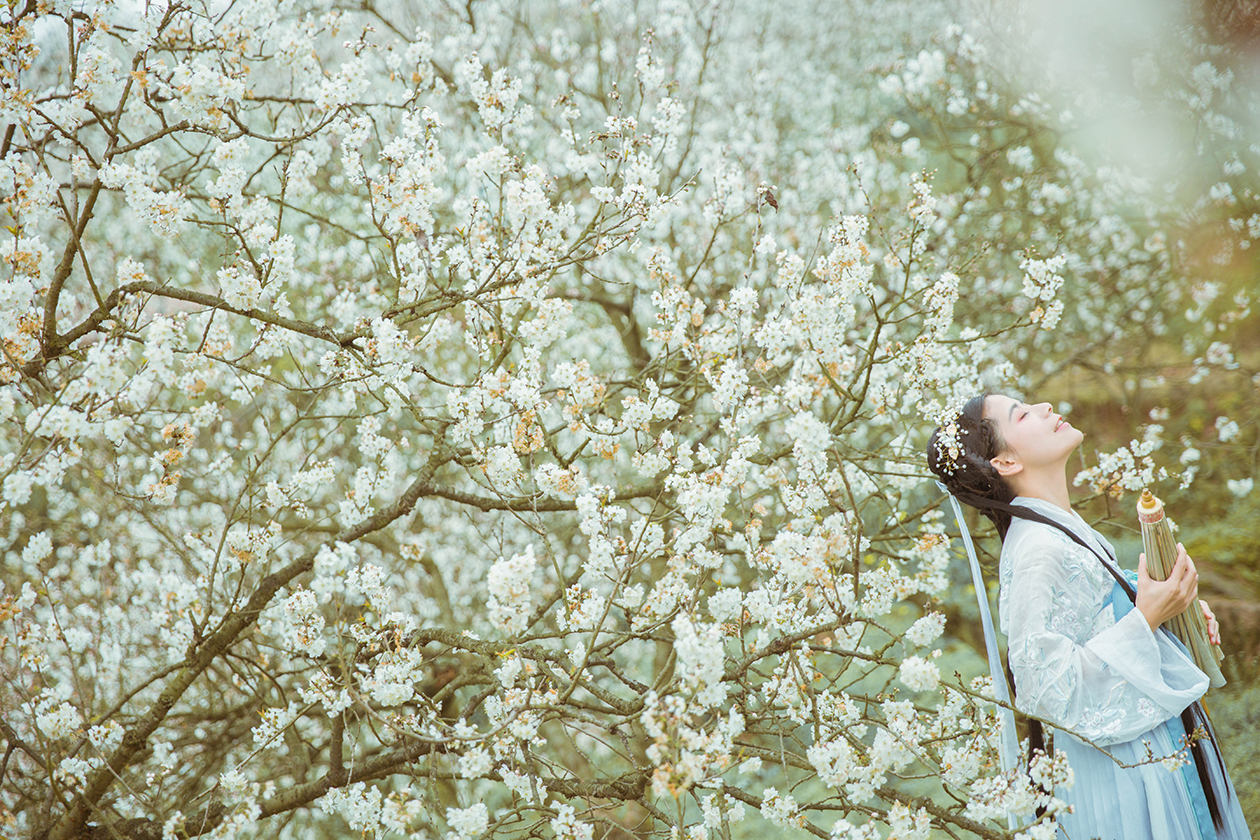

{"left": 938, "top": 483, "right": 1019, "bottom": 826}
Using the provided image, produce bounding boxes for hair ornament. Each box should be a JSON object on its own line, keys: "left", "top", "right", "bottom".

{"left": 936, "top": 419, "right": 964, "bottom": 474}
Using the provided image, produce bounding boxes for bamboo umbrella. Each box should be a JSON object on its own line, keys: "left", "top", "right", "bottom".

{"left": 1137, "top": 490, "right": 1226, "bottom": 689}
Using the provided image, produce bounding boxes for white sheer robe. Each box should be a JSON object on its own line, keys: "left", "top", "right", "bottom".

{"left": 998, "top": 497, "right": 1252, "bottom": 840}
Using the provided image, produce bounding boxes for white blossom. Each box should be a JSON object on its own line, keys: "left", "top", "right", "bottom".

{"left": 905, "top": 613, "right": 946, "bottom": 647}
{"left": 487, "top": 546, "right": 537, "bottom": 634}
{"left": 445, "top": 803, "right": 489, "bottom": 840}
{"left": 1226, "top": 478, "right": 1253, "bottom": 497}
{"left": 899, "top": 656, "right": 940, "bottom": 692}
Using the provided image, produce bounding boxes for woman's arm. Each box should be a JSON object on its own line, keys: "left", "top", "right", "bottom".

{"left": 1003, "top": 537, "right": 1208, "bottom": 746}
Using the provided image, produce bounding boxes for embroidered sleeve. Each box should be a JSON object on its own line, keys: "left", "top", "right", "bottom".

{"left": 1001, "top": 537, "right": 1207, "bottom": 746}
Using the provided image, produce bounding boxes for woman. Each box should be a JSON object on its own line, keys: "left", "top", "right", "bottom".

{"left": 927, "top": 394, "right": 1252, "bottom": 840}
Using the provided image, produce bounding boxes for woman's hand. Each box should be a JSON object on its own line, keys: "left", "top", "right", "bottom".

{"left": 1136, "top": 543, "right": 1199, "bottom": 632}
{"left": 1201, "top": 600, "right": 1221, "bottom": 646}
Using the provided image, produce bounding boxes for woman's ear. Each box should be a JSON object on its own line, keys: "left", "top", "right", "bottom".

{"left": 990, "top": 453, "right": 1023, "bottom": 478}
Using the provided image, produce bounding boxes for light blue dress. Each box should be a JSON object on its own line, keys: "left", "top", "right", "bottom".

{"left": 999, "top": 498, "right": 1252, "bottom": 840}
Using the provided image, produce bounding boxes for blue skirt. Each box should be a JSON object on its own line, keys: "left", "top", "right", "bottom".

{"left": 1050, "top": 585, "right": 1253, "bottom": 839}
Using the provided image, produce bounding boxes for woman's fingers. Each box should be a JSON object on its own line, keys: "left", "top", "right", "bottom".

{"left": 1137, "top": 547, "right": 1204, "bottom": 629}
{"left": 1201, "top": 600, "right": 1222, "bottom": 646}
{"left": 1171, "top": 543, "right": 1199, "bottom": 601}
{"left": 1184, "top": 545, "right": 1200, "bottom": 601}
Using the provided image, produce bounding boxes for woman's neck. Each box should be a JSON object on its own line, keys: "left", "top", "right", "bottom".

{"left": 1011, "top": 468, "right": 1073, "bottom": 514}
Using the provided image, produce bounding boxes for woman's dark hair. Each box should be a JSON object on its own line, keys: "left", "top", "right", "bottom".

{"left": 926, "top": 394, "right": 1019, "bottom": 539}
{"left": 928, "top": 393, "right": 1229, "bottom": 831}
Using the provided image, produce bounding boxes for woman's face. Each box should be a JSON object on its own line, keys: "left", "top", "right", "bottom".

{"left": 983, "top": 394, "right": 1083, "bottom": 469}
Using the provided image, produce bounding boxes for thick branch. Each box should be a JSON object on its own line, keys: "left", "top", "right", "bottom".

{"left": 419, "top": 481, "right": 661, "bottom": 512}
{"left": 40, "top": 183, "right": 101, "bottom": 357}
{"left": 723, "top": 618, "right": 848, "bottom": 682}
{"left": 542, "top": 770, "right": 647, "bottom": 801}
{"left": 86, "top": 739, "right": 438, "bottom": 840}
{"left": 46, "top": 434, "right": 451, "bottom": 840}
{"left": 23, "top": 280, "right": 357, "bottom": 379}
{"left": 876, "top": 784, "right": 1011, "bottom": 840}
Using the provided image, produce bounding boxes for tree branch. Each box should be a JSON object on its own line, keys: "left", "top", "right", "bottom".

{"left": 46, "top": 433, "right": 453, "bottom": 840}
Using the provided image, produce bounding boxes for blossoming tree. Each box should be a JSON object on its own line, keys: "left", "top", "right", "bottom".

{"left": 2, "top": 0, "right": 1255, "bottom": 839}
